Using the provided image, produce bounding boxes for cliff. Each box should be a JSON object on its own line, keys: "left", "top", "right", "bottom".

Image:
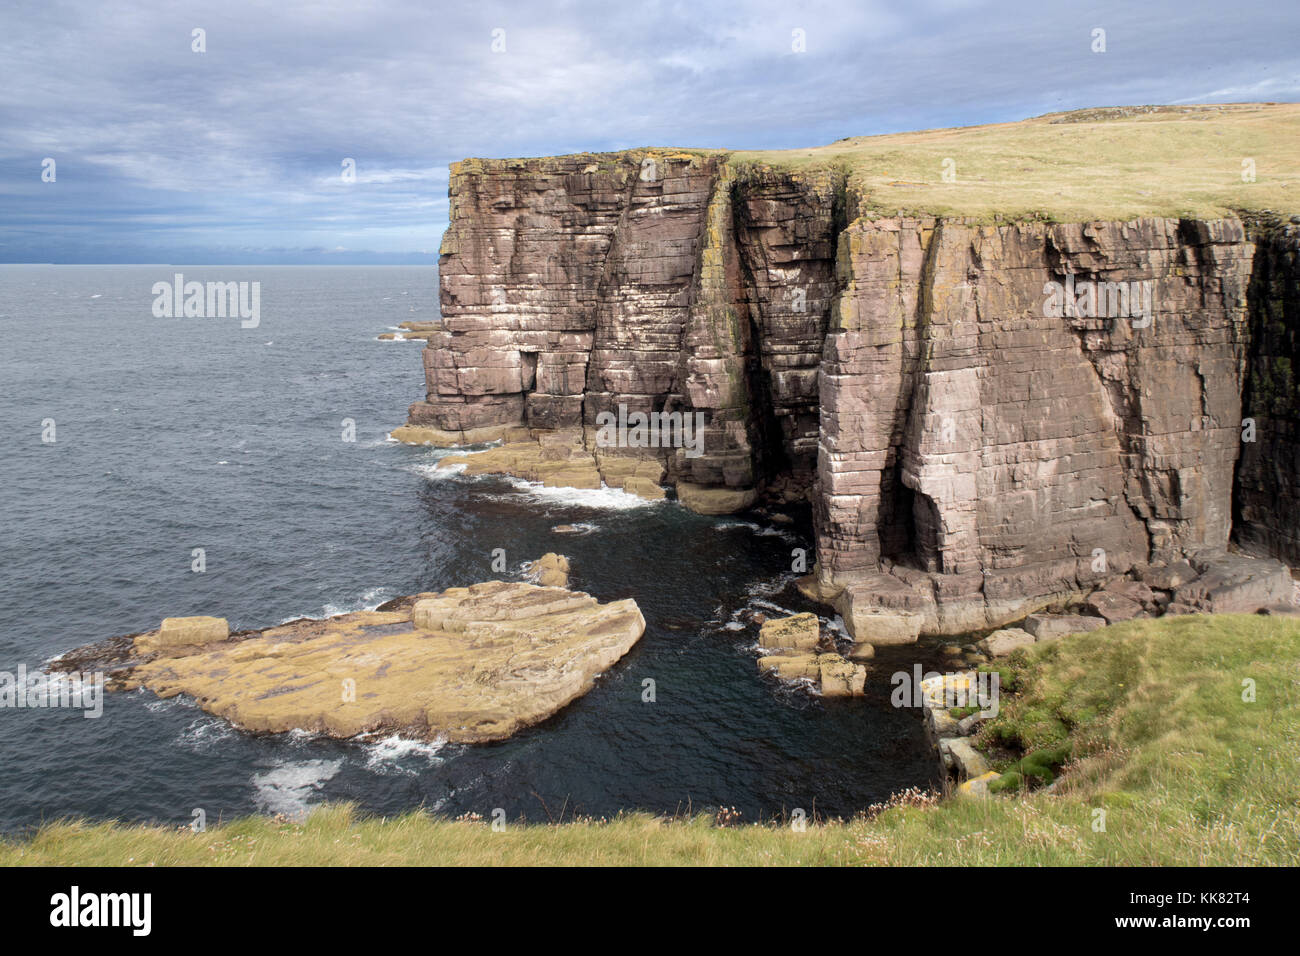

{"left": 401, "top": 104, "right": 1300, "bottom": 636}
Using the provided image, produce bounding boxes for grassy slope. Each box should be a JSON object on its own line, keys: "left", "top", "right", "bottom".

{"left": 478, "top": 103, "right": 1300, "bottom": 223}
{"left": 5, "top": 614, "right": 1298, "bottom": 866}
{"left": 732, "top": 103, "right": 1300, "bottom": 222}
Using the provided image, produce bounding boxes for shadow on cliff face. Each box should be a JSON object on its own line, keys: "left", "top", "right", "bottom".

{"left": 1233, "top": 215, "right": 1300, "bottom": 565}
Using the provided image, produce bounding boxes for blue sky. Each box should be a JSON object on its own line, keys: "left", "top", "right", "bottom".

{"left": 2, "top": 0, "right": 1297, "bottom": 264}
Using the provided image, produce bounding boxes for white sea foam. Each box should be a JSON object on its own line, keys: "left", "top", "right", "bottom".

{"left": 824, "top": 615, "right": 851, "bottom": 643}
{"left": 251, "top": 758, "right": 343, "bottom": 818}
{"left": 714, "top": 519, "right": 801, "bottom": 543}
{"left": 412, "top": 461, "right": 467, "bottom": 480}
{"left": 322, "top": 584, "right": 393, "bottom": 616}
{"left": 552, "top": 521, "right": 599, "bottom": 535}
{"left": 143, "top": 693, "right": 191, "bottom": 714}
{"left": 177, "top": 716, "right": 236, "bottom": 753}
{"left": 361, "top": 734, "right": 449, "bottom": 774}
{"left": 492, "top": 476, "right": 661, "bottom": 511}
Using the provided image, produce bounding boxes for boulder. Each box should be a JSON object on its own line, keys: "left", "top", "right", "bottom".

{"left": 621, "top": 476, "right": 666, "bottom": 500}
{"left": 1022, "top": 613, "right": 1107, "bottom": 641}
{"left": 1099, "top": 578, "right": 1157, "bottom": 610}
{"left": 1140, "top": 560, "right": 1197, "bottom": 591}
{"left": 524, "top": 552, "right": 570, "bottom": 588}
{"left": 674, "top": 482, "right": 758, "bottom": 515}
{"left": 757, "top": 654, "right": 820, "bottom": 681}
{"left": 957, "top": 712, "right": 984, "bottom": 736}
{"left": 846, "top": 641, "right": 875, "bottom": 661}
{"left": 1083, "top": 590, "right": 1145, "bottom": 624}
{"left": 149, "top": 616, "right": 229, "bottom": 649}
{"left": 817, "top": 653, "right": 867, "bottom": 697}
{"left": 832, "top": 583, "right": 924, "bottom": 645}
{"left": 758, "top": 613, "right": 820, "bottom": 651}
{"left": 976, "top": 628, "right": 1036, "bottom": 658}
{"left": 941, "top": 737, "right": 992, "bottom": 780}
{"left": 928, "top": 708, "right": 962, "bottom": 739}
{"left": 958, "top": 771, "right": 1002, "bottom": 797}
{"left": 919, "top": 671, "right": 978, "bottom": 711}
{"left": 1174, "top": 552, "right": 1294, "bottom": 614}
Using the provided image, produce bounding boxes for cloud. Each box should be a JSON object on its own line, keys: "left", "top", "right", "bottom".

{"left": 0, "top": 0, "right": 1296, "bottom": 262}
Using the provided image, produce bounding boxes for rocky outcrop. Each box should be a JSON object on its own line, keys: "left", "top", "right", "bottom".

{"left": 65, "top": 584, "right": 646, "bottom": 743}
{"left": 754, "top": 613, "right": 868, "bottom": 696}
{"left": 524, "top": 552, "right": 571, "bottom": 588}
{"left": 403, "top": 147, "right": 1298, "bottom": 637}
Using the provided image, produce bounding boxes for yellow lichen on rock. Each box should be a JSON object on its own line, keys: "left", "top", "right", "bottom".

{"left": 758, "top": 613, "right": 820, "bottom": 651}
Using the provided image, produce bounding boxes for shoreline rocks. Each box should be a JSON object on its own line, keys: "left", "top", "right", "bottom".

{"left": 755, "top": 613, "right": 868, "bottom": 697}
{"left": 524, "top": 552, "right": 571, "bottom": 588}
{"left": 60, "top": 582, "right": 646, "bottom": 744}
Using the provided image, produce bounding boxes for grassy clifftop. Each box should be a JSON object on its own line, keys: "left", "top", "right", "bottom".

{"left": 5, "top": 613, "right": 1297, "bottom": 866}
{"left": 734, "top": 103, "right": 1300, "bottom": 222}
{"left": 459, "top": 104, "right": 1300, "bottom": 224}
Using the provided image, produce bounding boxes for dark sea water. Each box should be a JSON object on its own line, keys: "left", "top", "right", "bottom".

{"left": 0, "top": 264, "right": 940, "bottom": 831}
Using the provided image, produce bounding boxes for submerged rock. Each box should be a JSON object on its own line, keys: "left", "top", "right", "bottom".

{"left": 103, "top": 582, "right": 645, "bottom": 744}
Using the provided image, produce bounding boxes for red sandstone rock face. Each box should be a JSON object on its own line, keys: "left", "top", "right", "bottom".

{"left": 816, "top": 215, "right": 1255, "bottom": 631}
{"left": 408, "top": 150, "right": 1286, "bottom": 635}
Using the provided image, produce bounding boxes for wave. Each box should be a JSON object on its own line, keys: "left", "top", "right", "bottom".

{"left": 251, "top": 758, "right": 343, "bottom": 819}
{"left": 492, "top": 476, "right": 663, "bottom": 511}
{"left": 176, "top": 715, "right": 237, "bottom": 753}
{"left": 275, "top": 586, "right": 395, "bottom": 625}
{"left": 360, "top": 733, "right": 449, "bottom": 775}
{"left": 321, "top": 585, "right": 394, "bottom": 617}
{"left": 713, "top": 519, "right": 802, "bottom": 543}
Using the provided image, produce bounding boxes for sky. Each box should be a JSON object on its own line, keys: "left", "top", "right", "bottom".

{"left": 1, "top": 0, "right": 1297, "bottom": 264}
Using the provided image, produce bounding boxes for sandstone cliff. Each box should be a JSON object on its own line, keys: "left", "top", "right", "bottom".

{"left": 402, "top": 106, "right": 1300, "bottom": 637}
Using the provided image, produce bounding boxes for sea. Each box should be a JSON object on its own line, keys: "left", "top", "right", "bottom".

{"left": 0, "top": 264, "right": 940, "bottom": 831}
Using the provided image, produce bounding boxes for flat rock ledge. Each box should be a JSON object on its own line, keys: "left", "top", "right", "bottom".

{"left": 802, "top": 551, "right": 1295, "bottom": 640}
{"left": 59, "top": 581, "right": 646, "bottom": 744}
{"left": 393, "top": 424, "right": 761, "bottom": 512}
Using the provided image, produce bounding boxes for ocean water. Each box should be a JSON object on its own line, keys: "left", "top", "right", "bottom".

{"left": 0, "top": 264, "right": 940, "bottom": 831}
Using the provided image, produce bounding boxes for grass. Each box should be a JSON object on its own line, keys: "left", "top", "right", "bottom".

{"left": 4, "top": 613, "right": 1298, "bottom": 866}
{"left": 479, "top": 103, "right": 1300, "bottom": 223}
{"left": 731, "top": 103, "right": 1300, "bottom": 222}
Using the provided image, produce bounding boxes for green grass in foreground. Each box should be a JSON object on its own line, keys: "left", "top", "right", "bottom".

{"left": 3, "top": 613, "right": 1298, "bottom": 866}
